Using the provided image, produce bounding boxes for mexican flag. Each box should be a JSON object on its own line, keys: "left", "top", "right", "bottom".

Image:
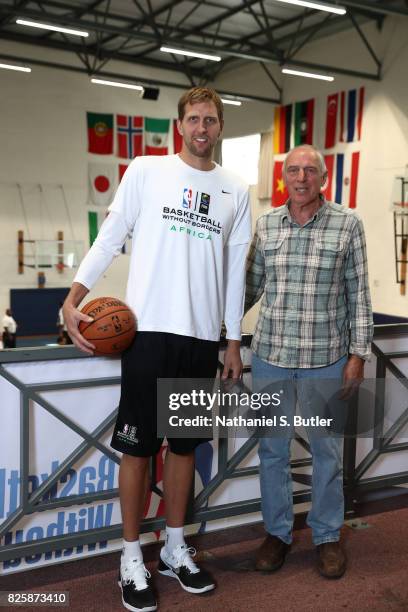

{"left": 144, "top": 118, "right": 170, "bottom": 155}
{"left": 87, "top": 112, "right": 113, "bottom": 154}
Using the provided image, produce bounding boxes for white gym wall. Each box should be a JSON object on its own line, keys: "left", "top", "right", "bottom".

{"left": 0, "top": 14, "right": 407, "bottom": 327}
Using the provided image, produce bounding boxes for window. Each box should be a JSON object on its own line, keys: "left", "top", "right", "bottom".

{"left": 221, "top": 133, "right": 260, "bottom": 185}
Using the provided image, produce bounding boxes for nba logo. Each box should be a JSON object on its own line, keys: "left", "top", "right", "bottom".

{"left": 123, "top": 424, "right": 129, "bottom": 434}
{"left": 182, "top": 187, "right": 193, "bottom": 209}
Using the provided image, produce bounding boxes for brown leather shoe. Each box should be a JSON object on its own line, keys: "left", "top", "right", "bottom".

{"left": 316, "top": 542, "right": 347, "bottom": 578}
{"left": 255, "top": 534, "right": 290, "bottom": 572}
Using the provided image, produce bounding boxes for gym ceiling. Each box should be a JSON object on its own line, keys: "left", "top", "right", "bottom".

{"left": 1, "top": 0, "right": 407, "bottom": 103}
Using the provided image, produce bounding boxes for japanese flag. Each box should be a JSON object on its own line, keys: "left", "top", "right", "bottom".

{"left": 88, "top": 163, "right": 116, "bottom": 207}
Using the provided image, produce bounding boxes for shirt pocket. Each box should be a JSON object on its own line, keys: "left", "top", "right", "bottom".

{"left": 314, "top": 237, "right": 346, "bottom": 270}
{"left": 263, "top": 237, "right": 285, "bottom": 256}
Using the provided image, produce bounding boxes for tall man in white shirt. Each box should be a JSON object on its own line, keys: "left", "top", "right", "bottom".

{"left": 63, "top": 87, "right": 251, "bottom": 612}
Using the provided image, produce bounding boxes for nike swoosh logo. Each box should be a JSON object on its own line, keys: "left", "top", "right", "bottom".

{"left": 222, "top": 189, "right": 231, "bottom": 194}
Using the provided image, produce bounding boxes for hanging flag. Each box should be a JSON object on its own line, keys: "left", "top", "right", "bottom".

{"left": 323, "top": 151, "right": 360, "bottom": 208}
{"left": 119, "top": 163, "right": 128, "bottom": 182}
{"left": 88, "top": 210, "right": 108, "bottom": 246}
{"left": 144, "top": 118, "right": 170, "bottom": 155}
{"left": 272, "top": 160, "right": 288, "bottom": 207}
{"left": 273, "top": 105, "right": 293, "bottom": 154}
{"left": 294, "top": 99, "right": 314, "bottom": 146}
{"left": 173, "top": 119, "right": 183, "bottom": 154}
{"left": 340, "top": 87, "right": 365, "bottom": 143}
{"left": 348, "top": 151, "right": 360, "bottom": 208}
{"left": 273, "top": 98, "right": 314, "bottom": 153}
{"left": 87, "top": 112, "right": 113, "bottom": 154}
{"left": 88, "top": 162, "right": 116, "bottom": 207}
{"left": 117, "top": 115, "right": 143, "bottom": 159}
{"left": 323, "top": 153, "right": 335, "bottom": 201}
{"left": 325, "top": 93, "right": 339, "bottom": 149}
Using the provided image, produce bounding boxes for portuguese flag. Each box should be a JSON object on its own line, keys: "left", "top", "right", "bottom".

{"left": 87, "top": 112, "right": 113, "bottom": 154}
{"left": 144, "top": 117, "right": 170, "bottom": 155}
{"left": 294, "top": 99, "right": 314, "bottom": 146}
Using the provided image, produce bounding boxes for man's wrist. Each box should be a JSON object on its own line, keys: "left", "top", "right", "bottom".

{"left": 226, "top": 338, "right": 241, "bottom": 350}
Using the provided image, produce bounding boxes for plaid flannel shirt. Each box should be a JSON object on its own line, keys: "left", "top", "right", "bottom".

{"left": 245, "top": 199, "right": 373, "bottom": 368}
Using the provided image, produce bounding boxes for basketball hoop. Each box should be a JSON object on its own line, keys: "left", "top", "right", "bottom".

{"left": 392, "top": 176, "right": 408, "bottom": 295}
{"left": 391, "top": 175, "right": 408, "bottom": 214}
{"left": 17, "top": 232, "right": 84, "bottom": 274}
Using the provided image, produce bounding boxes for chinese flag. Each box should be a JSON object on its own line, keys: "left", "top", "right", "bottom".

{"left": 272, "top": 160, "right": 288, "bottom": 207}
{"left": 87, "top": 112, "right": 113, "bottom": 154}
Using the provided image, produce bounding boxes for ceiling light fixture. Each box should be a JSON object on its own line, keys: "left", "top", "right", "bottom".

{"left": 160, "top": 46, "right": 221, "bottom": 62}
{"left": 91, "top": 78, "right": 144, "bottom": 92}
{"left": 221, "top": 98, "right": 242, "bottom": 106}
{"left": 282, "top": 68, "right": 334, "bottom": 81}
{"left": 273, "top": 0, "right": 346, "bottom": 15}
{"left": 16, "top": 18, "right": 89, "bottom": 37}
{"left": 0, "top": 62, "right": 31, "bottom": 72}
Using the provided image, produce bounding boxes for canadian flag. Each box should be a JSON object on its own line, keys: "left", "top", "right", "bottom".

{"left": 88, "top": 162, "right": 116, "bottom": 206}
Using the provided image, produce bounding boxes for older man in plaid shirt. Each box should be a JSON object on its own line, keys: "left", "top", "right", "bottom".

{"left": 246, "top": 144, "right": 373, "bottom": 579}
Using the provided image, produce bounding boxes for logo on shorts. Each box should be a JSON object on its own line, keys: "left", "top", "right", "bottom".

{"left": 117, "top": 423, "right": 139, "bottom": 444}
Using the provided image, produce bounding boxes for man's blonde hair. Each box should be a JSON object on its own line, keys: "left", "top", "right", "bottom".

{"left": 178, "top": 87, "right": 224, "bottom": 123}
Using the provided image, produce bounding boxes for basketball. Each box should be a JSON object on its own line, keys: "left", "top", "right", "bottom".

{"left": 78, "top": 297, "right": 136, "bottom": 356}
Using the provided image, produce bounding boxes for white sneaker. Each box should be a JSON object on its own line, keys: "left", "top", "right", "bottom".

{"left": 158, "top": 545, "right": 215, "bottom": 594}
{"left": 118, "top": 557, "right": 157, "bottom": 612}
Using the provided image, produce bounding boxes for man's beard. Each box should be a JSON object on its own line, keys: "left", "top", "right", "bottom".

{"left": 185, "top": 138, "right": 216, "bottom": 159}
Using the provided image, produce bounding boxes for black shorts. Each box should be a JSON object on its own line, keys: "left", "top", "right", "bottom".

{"left": 111, "top": 331, "right": 219, "bottom": 457}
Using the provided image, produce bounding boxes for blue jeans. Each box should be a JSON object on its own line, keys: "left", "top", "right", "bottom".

{"left": 252, "top": 353, "right": 347, "bottom": 546}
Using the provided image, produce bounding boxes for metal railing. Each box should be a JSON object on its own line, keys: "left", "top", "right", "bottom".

{"left": 1, "top": 325, "right": 407, "bottom": 563}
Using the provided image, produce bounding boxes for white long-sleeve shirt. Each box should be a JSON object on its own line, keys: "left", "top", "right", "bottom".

{"left": 75, "top": 154, "right": 251, "bottom": 341}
